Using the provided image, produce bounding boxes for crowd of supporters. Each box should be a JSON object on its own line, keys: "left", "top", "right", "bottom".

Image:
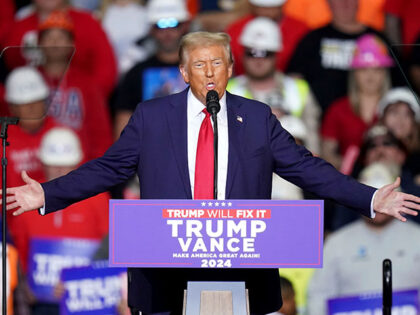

{"left": 1, "top": 0, "right": 420, "bottom": 314}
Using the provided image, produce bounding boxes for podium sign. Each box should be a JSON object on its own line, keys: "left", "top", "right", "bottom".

{"left": 28, "top": 238, "right": 100, "bottom": 302}
{"left": 109, "top": 199, "right": 323, "bottom": 268}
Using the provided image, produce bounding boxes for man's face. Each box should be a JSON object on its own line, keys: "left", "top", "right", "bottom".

{"left": 179, "top": 45, "right": 233, "bottom": 104}
{"left": 243, "top": 48, "right": 277, "bottom": 80}
{"left": 34, "top": 0, "right": 65, "bottom": 12}
{"left": 364, "top": 212, "right": 393, "bottom": 227}
{"left": 152, "top": 22, "right": 188, "bottom": 53}
{"left": 9, "top": 101, "right": 46, "bottom": 133}
{"left": 250, "top": 4, "right": 283, "bottom": 21}
{"left": 39, "top": 28, "right": 74, "bottom": 63}
{"left": 44, "top": 164, "right": 76, "bottom": 181}
{"left": 328, "top": 0, "right": 358, "bottom": 24}
{"left": 364, "top": 135, "right": 406, "bottom": 166}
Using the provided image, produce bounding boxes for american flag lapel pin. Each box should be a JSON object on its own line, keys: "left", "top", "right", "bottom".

{"left": 236, "top": 115, "right": 243, "bottom": 123}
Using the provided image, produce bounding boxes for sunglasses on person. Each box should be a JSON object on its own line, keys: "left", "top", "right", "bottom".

{"left": 154, "top": 18, "right": 180, "bottom": 29}
{"left": 244, "top": 48, "right": 276, "bottom": 58}
{"left": 366, "top": 139, "right": 397, "bottom": 150}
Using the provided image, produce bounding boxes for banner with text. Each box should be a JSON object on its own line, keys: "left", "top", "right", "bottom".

{"left": 28, "top": 238, "right": 100, "bottom": 302}
{"left": 328, "top": 289, "right": 419, "bottom": 315}
{"left": 109, "top": 199, "right": 323, "bottom": 268}
{"left": 60, "top": 263, "right": 126, "bottom": 314}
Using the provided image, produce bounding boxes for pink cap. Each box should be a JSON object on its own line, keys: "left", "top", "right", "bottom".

{"left": 350, "top": 34, "right": 394, "bottom": 69}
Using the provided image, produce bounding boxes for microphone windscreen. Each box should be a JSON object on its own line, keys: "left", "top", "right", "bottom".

{"left": 206, "top": 90, "right": 219, "bottom": 104}
{"left": 206, "top": 90, "right": 220, "bottom": 115}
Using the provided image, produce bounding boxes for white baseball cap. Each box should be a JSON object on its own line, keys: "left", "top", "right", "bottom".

{"left": 5, "top": 66, "right": 49, "bottom": 105}
{"left": 147, "top": 0, "right": 190, "bottom": 25}
{"left": 378, "top": 87, "right": 420, "bottom": 122}
{"left": 39, "top": 127, "right": 83, "bottom": 166}
{"left": 240, "top": 17, "right": 282, "bottom": 52}
{"left": 249, "top": 0, "right": 287, "bottom": 7}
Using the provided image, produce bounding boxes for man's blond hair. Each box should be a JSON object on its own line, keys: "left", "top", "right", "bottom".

{"left": 179, "top": 32, "right": 233, "bottom": 65}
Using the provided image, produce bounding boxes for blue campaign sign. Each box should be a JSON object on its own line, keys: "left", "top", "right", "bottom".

{"left": 328, "top": 289, "right": 419, "bottom": 315}
{"left": 28, "top": 237, "right": 100, "bottom": 302}
{"left": 109, "top": 199, "right": 324, "bottom": 269}
{"left": 60, "top": 263, "right": 126, "bottom": 315}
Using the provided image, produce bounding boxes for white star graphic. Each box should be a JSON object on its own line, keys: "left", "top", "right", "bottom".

{"left": 221, "top": 202, "right": 226, "bottom": 206}
{"left": 215, "top": 202, "right": 219, "bottom": 206}
{"left": 201, "top": 202, "right": 206, "bottom": 206}
{"left": 208, "top": 202, "right": 213, "bottom": 206}
{"left": 227, "top": 202, "right": 232, "bottom": 207}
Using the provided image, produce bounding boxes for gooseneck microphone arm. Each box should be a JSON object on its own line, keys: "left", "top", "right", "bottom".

{"left": 206, "top": 90, "right": 221, "bottom": 200}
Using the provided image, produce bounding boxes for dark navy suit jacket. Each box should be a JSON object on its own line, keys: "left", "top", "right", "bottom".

{"left": 42, "top": 88, "right": 375, "bottom": 314}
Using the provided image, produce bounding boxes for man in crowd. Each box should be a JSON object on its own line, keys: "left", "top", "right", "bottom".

{"left": 307, "top": 161, "right": 420, "bottom": 315}
{"left": 287, "top": 0, "right": 387, "bottom": 112}
{"left": 5, "top": 0, "right": 116, "bottom": 99}
{"left": 227, "top": 17, "right": 320, "bottom": 154}
{"left": 3, "top": 32, "right": 420, "bottom": 315}
{"left": 38, "top": 10, "right": 113, "bottom": 161}
{"left": 8, "top": 127, "right": 109, "bottom": 314}
{"left": 114, "top": 0, "right": 190, "bottom": 139}
{"left": 3, "top": 66, "right": 57, "bottom": 188}
{"left": 225, "top": 0, "right": 308, "bottom": 75}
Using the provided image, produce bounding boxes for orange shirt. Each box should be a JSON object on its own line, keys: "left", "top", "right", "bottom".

{"left": 284, "top": 0, "right": 385, "bottom": 30}
{"left": 0, "top": 244, "right": 18, "bottom": 315}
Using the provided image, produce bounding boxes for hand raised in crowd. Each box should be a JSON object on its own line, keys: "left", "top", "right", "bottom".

{"left": 0, "top": 171, "right": 45, "bottom": 216}
{"left": 373, "top": 177, "right": 420, "bottom": 222}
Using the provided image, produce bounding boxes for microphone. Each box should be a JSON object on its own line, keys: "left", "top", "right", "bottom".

{"left": 205, "top": 90, "right": 219, "bottom": 200}
{"left": 206, "top": 90, "right": 220, "bottom": 116}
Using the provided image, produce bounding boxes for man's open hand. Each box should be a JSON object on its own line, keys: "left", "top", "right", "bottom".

{"left": 0, "top": 171, "right": 45, "bottom": 216}
{"left": 373, "top": 177, "right": 420, "bottom": 221}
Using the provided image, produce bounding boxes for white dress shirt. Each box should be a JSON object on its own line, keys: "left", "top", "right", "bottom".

{"left": 187, "top": 89, "right": 229, "bottom": 200}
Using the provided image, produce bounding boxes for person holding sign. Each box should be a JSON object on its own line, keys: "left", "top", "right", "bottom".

{"left": 2, "top": 32, "right": 420, "bottom": 315}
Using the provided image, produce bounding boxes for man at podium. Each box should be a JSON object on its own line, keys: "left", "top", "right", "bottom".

{"left": 3, "top": 32, "right": 420, "bottom": 315}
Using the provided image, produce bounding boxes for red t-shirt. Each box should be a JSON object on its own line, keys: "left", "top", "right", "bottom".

{"left": 4, "top": 8, "right": 117, "bottom": 98}
{"left": 385, "top": 0, "right": 420, "bottom": 45}
{"left": 321, "top": 97, "right": 377, "bottom": 155}
{"left": 225, "top": 14, "right": 308, "bottom": 75}
{"left": 8, "top": 192, "right": 110, "bottom": 272}
{"left": 43, "top": 67, "right": 113, "bottom": 161}
{"left": 4, "top": 117, "right": 57, "bottom": 188}
{"left": 0, "top": 0, "right": 15, "bottom": 48}
{"left": 0, "top": 84, "right": 10, "bottom": 116}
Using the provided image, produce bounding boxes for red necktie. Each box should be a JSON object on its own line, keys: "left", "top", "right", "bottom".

{"left": 194, "top": 109, "right": 214, "bottom": 199}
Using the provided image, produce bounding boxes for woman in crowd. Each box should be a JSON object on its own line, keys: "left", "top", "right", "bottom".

{"left": 378, "top": 87, "right": 420, "bottom": 201}
{"left": 378, "top": 87, "right": 420, "bottom": 153}
{"left": 321, "top": 34, "right": 394, "bottom": 173}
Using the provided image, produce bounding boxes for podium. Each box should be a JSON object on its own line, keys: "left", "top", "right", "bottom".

{"left": 109, "top": 199, "right": 324, "bottom": 312}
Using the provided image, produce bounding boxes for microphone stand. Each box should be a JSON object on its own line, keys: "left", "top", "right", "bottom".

{"left": 383, "top": 259, "right": 392, "bottom": 315}
{"left": 0, "top": 117, "right": 19, "bottom": 315}
{"left": 211, "top": 113, "right": 218, "bottom": 200}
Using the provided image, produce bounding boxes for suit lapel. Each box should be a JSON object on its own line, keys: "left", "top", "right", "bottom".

{"left": 166, "top": 89, "right": 192, "bottom": 198}
{"left": 226, "top": 92, "right": 246, "bottom": 198}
